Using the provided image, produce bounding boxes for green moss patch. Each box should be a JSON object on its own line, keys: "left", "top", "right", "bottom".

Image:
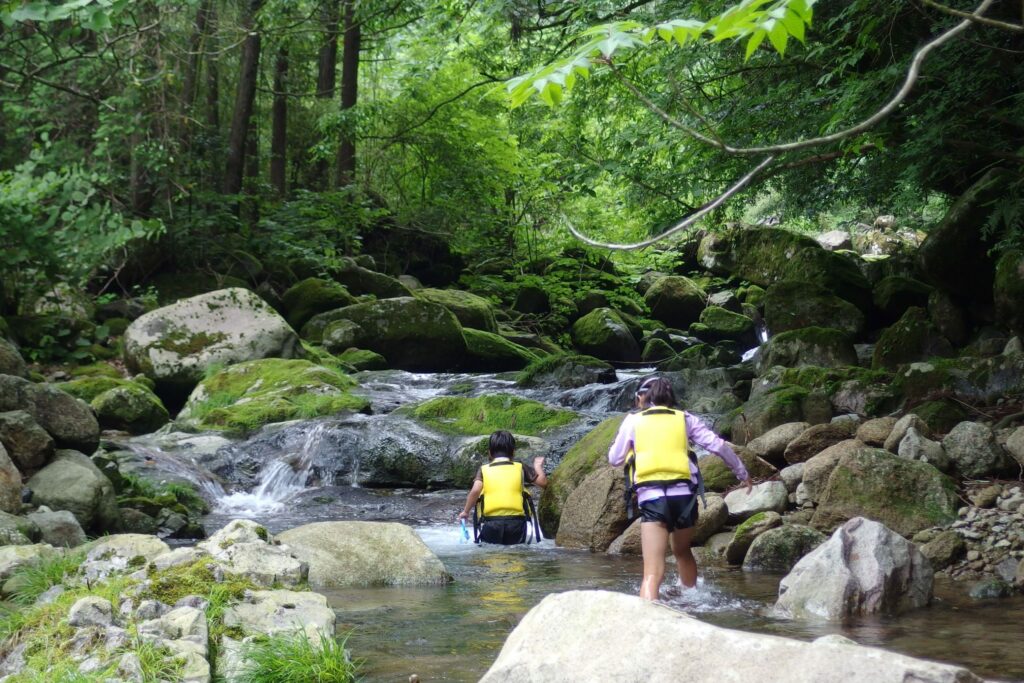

{"left": 404, "top": 394, "right": 576, "bottom": 437}
{"left": 462, "top": 329, "right": 537, "bottom": 371}
{"left": 336, "top": 348, "right": 387, "bottom": 371}
{"left": 517, "top": 353, "right": 614, "bottom": 388}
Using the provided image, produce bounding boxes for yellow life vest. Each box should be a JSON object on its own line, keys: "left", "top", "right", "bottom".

{"left": 629, "top": 407, "right": 691, "bottom": 488}
{"left": 479, "top": 460, "right": 527, "bottom": 518}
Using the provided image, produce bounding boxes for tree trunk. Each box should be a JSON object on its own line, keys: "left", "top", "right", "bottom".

{"left": 335, "top": 0, "right": 360, "bottom": 187}
{"left": 223, "top": 0, "right": 264, "bottom": 195}
{"left": 316, "top": 0, "right": 341, "bottom": 97}
{"left": 182, "top": 0, "right": 214, "bottom": 115}
{"left": 270, "top": 46, "right": 288, "bottom": 195}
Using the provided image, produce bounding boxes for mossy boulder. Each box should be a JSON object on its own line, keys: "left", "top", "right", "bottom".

{"left": 873, "top": 276, "right": 933, "bottom": 325}
{"left": 742, "top": 524, "right": 826, "bottom": 573}
{"left": 513, "top": 285, "right": 550, "bottom": 314}
{"left": 123, "top": 288, "right": 300, "bottom": 400}
{"left": 718, "top": 385, "right": 831, "bottom": 445}
{"left": 912, "top": 399, "right": 969, "bottom": 433}
{"left": 763, "top": 281, "right": 864, "bottom": 336}
{"left": 0, "top": 410, "right": 53, "bottom": 472}
{"left": 335, "top": 348, "right": 387, "bottom": 371}
{"left": 280, "top": 278, "right": 357, "bottom": 330}
{"left": 644, "top": 276, "right": 707, "bottom": 329}
{"left": 872, "top": 307, "right": 954, "bottom": 371}
{"left": 699, "top": 448, "right": 777, "bottom": 492}
{"left": 697, "top": 228, "right": 872, "bottom": 311}
{"left": 725, "top": 511, "right": 782, "bottom": 565}
{"left": 177, "top": 358, "right": 369, "bottom": 434}
{"left": 333, "top": 258, "right": 412, "bottom": 299}
{"left": 90, "top": 384, "right": 169, "bottom": 434}
{"left": 462, "top": 329, "right": 538, "bottom": 371}
{"left": 571, "top": 308, "right": 640, "bottom": 363}
{"left": 27, "top": 449, "right": 121, "bottom": 533}
{"left": 0, "top": 338, "right": 27, "bottom": 379}
{"left": 658, "top": 343, "right": 740, "bottom": 371}
{"left": 0, "top": 375, "right": 100, "bottom": 454}
{"left": 811, "top": 447, "right": 958, "bottom": 537}
{"left": 759, "top": 327, "right": 857, "bottom": 372}
{"left": 696, "top": 307, "right": 756, "bottom": 346}
{"left": 303, "top": 297, "right": 468, "bottom": 371}
{"left": 416, "top": 288, "right": 498, "bottom": 332}
{"left": 641, "top": 338, "right": 676, "bottom": 363}
{"left": 994, "top": 250, "right": 1024, "bottom": 337}
{"left": 404, "top": 394, "right": 576, "bottom": 437}
{"left": 320, "top": 319, "right": 364, "bottom": 354}
{"left": 538, "top": 415, "right": 623, "bottom": 537}
{"left": 517, "top": 354, "right": 616, "bottom": 389}
{"left": 893, "top": 353, "right": 1024, "bottom": 406}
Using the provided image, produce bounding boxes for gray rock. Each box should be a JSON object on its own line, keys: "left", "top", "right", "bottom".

{"left": 555, "top": 466, "right": 629, "bottom": 552}
{"left": 207, "top": 541, "right": 306, "bottom": 588}
{"left": 1005, "top": 426, "right": 1024, "bottom": 469}
{"left": 80, "top": 534, "right": 170, "bottom": 581}
{"left": 223, "top": 590, "right": 335, "bottom": 643}
{"left": 123, "top": 288, "right": 299, "bottom": 395}
{"left": 68, "top": 596, "right": 113, "bottom": 628}
{"left": 116, "top": 652, "right": 145, "bottom": 682}
{"left": 726, "top": 511, "right": 782, "bottom": 565}
{"left": 276, "top": 521, "right": 449, "bottom": 588}
{"left": 0, "top": 442, "right": 22, "bottom": 514}
{"left": 775, "top": 517, "right": 933, "bottom": 620}
{"left": 0, "top": 375, "right": 99, "bottom": 454}
{"left": 942, "top": 421, "right": 1014, "bottom": 479}
{"left": 27, "top": 450, "right": 120, "bottom": 533}
{"left": 480, "top": 590, "right": 984, "bottom": 682}
{"left": 746, "top": 422, "right": 810, "bottom": 464}
{"left": 0, "top": 510, "right": 39, "bottom": 545}
{"left": 855, "top": 417, "right": 897, "bottom": 448}
{"left": 0, "top": 410, "right": 54, "bottom": 472}
{"left": 0, "top": 339, "right": 28, "bottom": 379}
{"left": 801, "top": 440, "right": 863, "bottom": 504}
{"left": 969, "top": 578, "right": 1010, "bottom": 599}
{"left": 780, "top": 463, "right": 805, "bottom": 493}
{"left": 26, "top": 509, "right": 86, "bottom": 548}
{"left": 723, "top": 481, "right": 788, "bottom": 521}
{"left": 784, "top": 422, "right": 857, "bottom": 465}
{"left": 897, "top": 428, "right": 951, "bottom": 472}
{"left": 0, "top": 543, "right": 57, "bottom": 583}
{"left": 883, "top": 414, "right": 930, "bottom": 453}
{"left": 818, "top": 230, "right": 852, "bottom": 251}
{"left": 743, "top": 525, "right": 826, "bottom": 573}
{"left": 918, "top": 530, "right": 965, "bottom": 570}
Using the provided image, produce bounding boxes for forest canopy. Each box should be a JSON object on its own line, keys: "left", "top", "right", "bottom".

{"left": 0, "top": 0, "right": 1022, "bottom": 311}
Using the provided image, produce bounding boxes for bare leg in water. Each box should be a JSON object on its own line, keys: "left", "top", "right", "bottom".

{"left": 670, "top": 527, "right": 697, "bottom": 588}
{"left": 639, "top": 521, "right": 669, "bottom": 600}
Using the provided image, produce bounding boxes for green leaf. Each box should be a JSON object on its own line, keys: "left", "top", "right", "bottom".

{"left": 781, "top": 9, "right": 806, "bottom": 43}
{"left": 745, "top": 30, "right": 767, "bottom": 61}
{"left": 768, "top": 21, "right": 789, "bottom": 55}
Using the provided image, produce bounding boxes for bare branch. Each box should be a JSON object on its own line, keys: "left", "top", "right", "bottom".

{"left": 565, "top": 155, "right": 775, "bottom": 251}
{"left": 608, "top": 0, "right": 997, "bottom": 156}
{"left": 921, "top": 0, "right": 1023, "bottom": 32}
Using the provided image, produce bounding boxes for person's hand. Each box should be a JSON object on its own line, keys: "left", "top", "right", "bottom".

{"left": 457, "top": 510, "right": 469, "bottom": 521}
{"left": 743, "top": 477, "right": 753, "bottom": 495}
{"left": 533, "top": 456, "right": 546, "bottom": 470}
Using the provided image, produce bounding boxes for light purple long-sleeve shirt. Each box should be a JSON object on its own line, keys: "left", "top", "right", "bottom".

{"left": 608, "top": 411, "right": 749, "bottom": 503}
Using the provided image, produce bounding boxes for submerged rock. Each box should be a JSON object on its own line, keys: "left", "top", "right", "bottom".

{"left": 775, "top": 517, "right": 933, "bottom": 620}
{"left": 743, "top": 524, "right": 826, "bottom": 573}
{"left": 276, "top": 521, "right": 450, "bottom": 587}
{"left": 480, "top": 589, "right": 981, "bottom": 682}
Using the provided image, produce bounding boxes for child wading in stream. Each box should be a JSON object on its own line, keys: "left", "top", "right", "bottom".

{"left": 608, "top": 376, "right": 752, "bottom": 600}
{"left": 458, "top": 430, "right": 547, "bottom": 545}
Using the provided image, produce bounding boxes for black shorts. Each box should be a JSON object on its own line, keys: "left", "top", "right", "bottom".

{"left": 478, "top": 518, "right": 528, "bottom": 545}
{"left": 639, "top": 495, "right": 699, "bottom": 531}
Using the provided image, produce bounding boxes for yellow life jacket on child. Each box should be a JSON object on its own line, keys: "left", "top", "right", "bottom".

{"left": 479, "top": 459, "right": 527, "bottom": 518}
{"left": 627, "top": 407, "right": 691, "bottom": 489}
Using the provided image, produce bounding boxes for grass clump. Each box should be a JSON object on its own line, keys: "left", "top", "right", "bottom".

{"left": 119, "top": 473, "right": 210, "bottom": 515}
{"left": 404, "top": 394, "right": 576, "bottom": 436}
{"left": 236, "top": 630, "right": 358, "bottom": 683}
{"left": 5, "top": 552, "right": 86, "bottom": 606}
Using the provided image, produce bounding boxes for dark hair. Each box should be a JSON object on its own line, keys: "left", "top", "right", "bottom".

{"left": 489, "top": 430, "right": 516, "bottom": 459}
{"left": 643, "top": 377, "right": 678, "bottom": 408}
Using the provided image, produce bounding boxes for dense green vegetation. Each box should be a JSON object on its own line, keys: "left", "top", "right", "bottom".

{"left": 0, "top": 0, "right": 1021, "bottom": 341}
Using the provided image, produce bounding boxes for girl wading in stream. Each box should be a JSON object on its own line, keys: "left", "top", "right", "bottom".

{"left": 609, "top": 376, "right": 752, "bottom": 600}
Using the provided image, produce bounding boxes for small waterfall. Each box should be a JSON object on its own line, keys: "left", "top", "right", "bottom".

{"left": 215, "top": 423, "right": 328, "bottom": 515}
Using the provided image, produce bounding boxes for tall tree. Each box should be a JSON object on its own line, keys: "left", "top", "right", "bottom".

{"left": 335, "top": 0, "right": 360, "bottom": 186}
{"left": 270, "top": 45, "right": 289, "bottom": 195}
{"left": 223, "top": 0, "right": 265, "bottom": 195}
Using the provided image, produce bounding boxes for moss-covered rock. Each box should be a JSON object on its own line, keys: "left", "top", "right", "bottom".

{"left": 775, "top": 365, "right": 898, "bottom": 417}
{"left": 873, "top": 276, "right": 933, "bottom": 324}
{"left": 571, "top": 308, "right": 640, "bottom": 363}
{"left": 517, "top": 354, "right": 616, "bottom": 389}
{"left": 893, "top": 353, "right": 1024, "bottom": 405}
{"left": 698, "top": 228, "right": 872, "bottom": 311}
{"left": 811, "top": 446, "right": 958, "bottom": 537}
{"left": 90, "top": 384, "right": 169, "bottom": 434}
{"left": 462, "top": 329, "right": 538, "bottom": 371}
{"left": 763, "top": 281, "right": 864, "bottom": 336}
{"left": 644, "top": 276, "right": 707, "bottom": 329}
{"left": 699, "top": 448, "right": 777, "bottom": 492}
{"left": 513, "top": 284, "right": 550, "bottom": 314}
{"left": 742, "top": 524, "right": 826, "bottom": 573}
{"left": 320, "top": 319, "right": 364, "bottom": 354}
{"left": 658, "top": 343, "right": 740, "bottom": 371}
{"left": 0, "top": 338, "right": 27, "bottom": 379}
{"left": 335, "top": 348, "right": 387, "bottom": 371}
{"left": 872, "top": 307, "right": 954, "bottom": 371}
{"left": 697, "top": 306, "right": 756, "bottom": 346}
{"left": 177, "top": 358, "right": 369, "bottom": 434}
{"left": 333, "top": 257, "right": 412, "bottom": 299}
{"left": 538, "top": 415, "right": 624, "bottom": 537}
{"left": 759, "top": 327, "right": 857, "bottom": 371}
{"left": 994, "top": 250, "right": 1024, "bottom": 337}
{"left": 717, "top": 385, "right": 831, "bottom": 445}
{"left": 0, "top": 375, "right": 100, "bottom": 454}
{"left": 415, "top": 288, "right": 498, "bottom": 332}
{"left": 641, "top": 338, "right": 676, "bottom": 363}
{"left": 404, "top": 394, "right": 576, "bottom": 437}
{"left": 27, "top": 449, "right": 121, "bottom": 533}
{"left": 911, "top": 399, "right": 969, "bottom": 434}
{"left": 303, "top": 297, "right": 467, "bottom": 371}
{"left": 280, "top": 278, "right": 357, "bottom": 330}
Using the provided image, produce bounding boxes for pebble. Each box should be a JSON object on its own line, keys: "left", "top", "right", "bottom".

{"left": 967, "top": 550, "right": 981, "bottom": 562}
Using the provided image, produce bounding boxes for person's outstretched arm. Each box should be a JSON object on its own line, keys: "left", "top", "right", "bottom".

{"left": 607, "top": 414, "right": 636, "bottom": 467}
{"left": 685, "top": 413, "right": 752, "bottom": 493}
{"left": 459, "top": 480, "right": 484, "bottom": 520}
{"left": 532, "top": 457, "right": 548, "bottom": 488}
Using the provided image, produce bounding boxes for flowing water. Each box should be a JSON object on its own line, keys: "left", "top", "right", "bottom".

{"left": 118, "top": 369, "right": 1024, "bottom": 681}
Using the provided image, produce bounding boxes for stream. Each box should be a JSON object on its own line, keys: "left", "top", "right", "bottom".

{"left": 118, "top": 369, "right": 1024, "bottom": 682}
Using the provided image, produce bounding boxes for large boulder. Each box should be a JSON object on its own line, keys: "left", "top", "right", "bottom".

{"left": 416, "top": 288, "right": 498, "bottom": 332}
{"left": 481, "top": 590, "right": 982, "bottom": 682}
{"left": 302, "top": 297, "right": 467, "bottom": 371}
{"left": 89, "top": 383, "right": 169, "bottom": 435}
{"left": 462, "top": 329, "right": 537, "bottom": 371}
{"left": 0, "top": 375, "right": 99, "bottom": 454}
{"left": 811, "top": 447, "right": 957, "bottom": 537}
{"left": 872, "top": 307, "right": 954, "bottom": 371}
{"left": 723, "top": 481, "right": 788, "bottom": 521}
{"left": 893, "top": 352, "right": 1024, "bottom": 405}
{"left": 0, "top": 339, "right": 27, "bottom": 379}
{"left": 801, "top": 439, "right": 864, "bottom": 504}
{"left": 198, "top": 520, "right": 307, "bottom": 588}
{"left": 743, "top": 524, "right": 826, "bottom": 573}
{"left": 571, "top": 308, "right": 640, "bottom": 363}
{"left": 725, "top": 511, "right": 782, "bottom": 564}
{"left": 763, "top": 282, "right": 864, "bottom": 336}
{"left": 873, "top": 276, "right": 933, "bottom": 325}
{"left": 280, "top": 278, "right": 356, "bottom": 330}
{"left": 783, "top": 422, "right": 857, "bottom": 465}
{"left": 275, "top": 521, "right": 450, "bottom": 587}
{"left": 994, "top": 250, "right": 1024, "bottom": 337}
{"left": 26, "top": 450, "right": 121, "bottom": 533}
{"left": 333, "top": 258, "right": 412, "bottom": 299}
{"left": 0, "top": 410, "right": 53, "bottom": 472}
{"left": 942, "top": 421, "right": 1015, "bottom": 479}
{"left": 694, "top": 306, "right": 756, "bottom": 347}
{"left": 517, "top": 354, "right": 616, "bottom": 389}
{"left": 698, "top": 448, "right": 777, "bottom": 492}
{"left": 644, "top": 277, "right": 706, "bottom": 329}
{"left": 719, "top": 385, "right": 831, "bottom": 445}
{"left": 0, "top": 443, "right": 22, "bottom": 514}
{"left": 746, "top": 422, "right": 810, "bottom": 465}
{"left": 775, "top": 517, "right": 934, "bottom": 620}
{"left": 26, "top": 509, "right": 86, "bottom": 548}
{"left": 555, "top": 466, "right": 629, "bottom": 552}
{"left": 759, "top": 327, "right": 858, "bottom": 372}
{"left": 123, "top": 288, "right": 300, "bottom": 397}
